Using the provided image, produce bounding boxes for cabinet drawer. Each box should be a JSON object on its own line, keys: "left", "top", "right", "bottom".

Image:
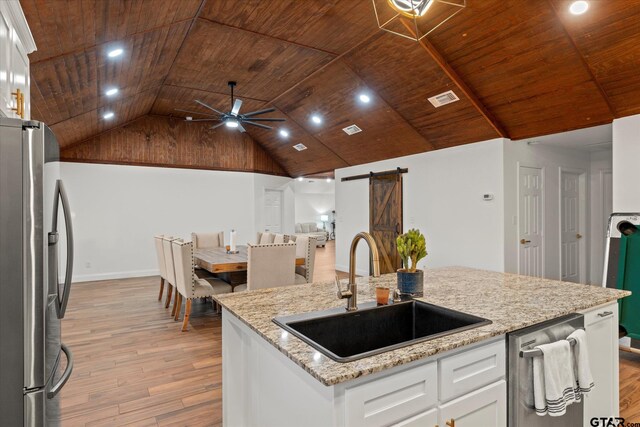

{"left": 345, "top": 362, "right": 437, "bottom": 427}
{"left": 439, "top": 339, "right": 505, "bottom": 402}
{"left": 582, "top": 302, "right": 617, "bottom": 326}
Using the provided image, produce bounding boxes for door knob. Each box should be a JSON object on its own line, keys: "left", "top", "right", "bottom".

{"left": 576, "top": 233, "right": 583, "bottom": 239}
{"left": 520, "top": 239, "right": 531, "bottom": 244}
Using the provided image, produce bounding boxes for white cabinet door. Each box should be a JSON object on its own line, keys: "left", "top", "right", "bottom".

{"left": 393, "top": 408, "right": 438, "bottom": 427}
{"left": 10, "top": 33, "right": 28, "bottom": 119}
{"left": 439, "top": 380, "right": 506, "bottom": 427}
{"left": 0, "top": 7, "right": 11, "bottom": 117}
{"left": 582, "top": 303, "right": 619, "bottom": 423}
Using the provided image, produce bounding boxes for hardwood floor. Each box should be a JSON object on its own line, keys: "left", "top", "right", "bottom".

{"left": 621, "top": 349, "right": 640, "bottom": 421}
{"left": 60, "top": 242, "right": 640, "bottom": 425}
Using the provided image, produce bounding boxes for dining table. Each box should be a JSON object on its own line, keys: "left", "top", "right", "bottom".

{"left": 193, "top": 245, "right": 305, "bottom": 290}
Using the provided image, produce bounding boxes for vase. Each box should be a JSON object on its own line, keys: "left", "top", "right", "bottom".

{"left": 396, "top": 269, "right": 424, "bottom": 297}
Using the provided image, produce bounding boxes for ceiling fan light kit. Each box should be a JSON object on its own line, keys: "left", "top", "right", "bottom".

{"left": 176, "top": 81, "right": 286, "bottom": 133}
{"left": 372, "top": 0, "right": 466, "bottom": 42}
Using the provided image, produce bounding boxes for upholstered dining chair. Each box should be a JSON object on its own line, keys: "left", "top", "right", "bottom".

{"left": 294, "top": 236, "right": 317, "bottom": 284}
{"left": 172, "top": 240, "right": 232, "bottom": 331}
{"left": 235, "top": 242, "right": 296, "bottom": 292}
{"left": 154, "top": 235, "right": 168, "bottom": 301}
{"left": 191, "top": 231, "right": 224, "bottom": 249}
{"left": 162, "top": 236, "right": 181, "bottom": 313}
{"left": 256, "top": 231, "right": 275, "bottom": 245}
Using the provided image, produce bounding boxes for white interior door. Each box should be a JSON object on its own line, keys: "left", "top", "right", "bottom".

{"left": 518, "top": 166, "right": 544, "bottom": 277}
{"left": 264, "top": 189, "right": 283, "bottom": 233}
{"left": 561, "top": 171, "right": 583, "bottom": 283}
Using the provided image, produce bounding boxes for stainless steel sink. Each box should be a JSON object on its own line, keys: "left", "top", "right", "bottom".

{"left": 273, "top": 300, "right": 492, "bottom": 362}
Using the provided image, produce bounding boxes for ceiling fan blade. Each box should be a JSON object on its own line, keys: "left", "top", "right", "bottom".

{"left": 209, "top": 122, "right": 226, "bottom": 130}
{"left": 187, "top": 118, "right": 221, "bottom": 122}
{"left": 231, "top": 98, "right": 243, "bottom": 115}
{"left": 243, "top": 120, "right": 273, "bottom": 130}
{"left": 239, "top": 117, "right": 286, "bottom": 122}
{"left": 237, "top": 122, "right": 246, "bottom": 133}
{"left": 195, "top": 99, "right": 226, "bottom": 116}
{"left": 242, "top": 107, "right": 276, "bottom": 117}
{"left": 174, "top": 108, "right": 219, "bottom": 118}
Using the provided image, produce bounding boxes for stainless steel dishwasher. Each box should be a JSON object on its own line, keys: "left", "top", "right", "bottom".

{"left": 508, "top": 313, "right": 584, "bottom": 426}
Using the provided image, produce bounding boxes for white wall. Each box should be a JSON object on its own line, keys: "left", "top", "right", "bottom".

{"left": 293, "top": 179, "right": 335, "bottom": 225}
{"left": 503, "top": 141, "right": 592, "bottom": 280}
{"left": 61, "top": 163, "right": 293, "bottom": 282}
{"left": 335, "top": 139, "right": 505, "bottom": 276}
{"left": 589, "top": 150, "right": 613, "bottom": 285}
{"left": 612, "top": 114, "right": 640, "bottom": 211}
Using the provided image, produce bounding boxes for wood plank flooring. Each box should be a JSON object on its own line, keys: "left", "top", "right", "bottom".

{"left": 60, "top": 240, "right": 640, "bottom": 425}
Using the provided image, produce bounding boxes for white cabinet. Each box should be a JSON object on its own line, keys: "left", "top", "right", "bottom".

{"left": 581, "top": 302, "right": 619, "bottom": 423}
{"left": 439, "top": 380, "right": 507, "bottom": 427}
{"left": 0, "top": 0, "right": 36, "bottom": 120}
{"left": 393, "top": 408, "right": 438, "bottom": 427}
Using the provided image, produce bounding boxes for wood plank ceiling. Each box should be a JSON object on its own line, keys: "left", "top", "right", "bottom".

{"left": 22, "top": 0, "right": 640, "bottom": 177}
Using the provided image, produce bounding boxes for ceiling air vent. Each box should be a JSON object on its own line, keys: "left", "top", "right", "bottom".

{"left": 342, "top": 124, "right": 362, "bottom": 135}
{"left": 293, "top": 143, "right": 307, "bottom": 151}
{"left": 428, "top": 90, "right": 460, "bottom": 108}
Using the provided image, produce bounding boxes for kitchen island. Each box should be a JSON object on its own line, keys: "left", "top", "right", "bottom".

{"left": 214, "top": 267, "right": 630, "bottom": 427}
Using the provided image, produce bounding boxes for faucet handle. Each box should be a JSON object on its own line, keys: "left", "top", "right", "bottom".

{"left": 335, "top": 275, "right": 352, "bottom": 299}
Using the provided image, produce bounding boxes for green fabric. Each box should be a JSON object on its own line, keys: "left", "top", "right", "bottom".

{"left": 616, "top": 226, "right": 640, "bottom": 340}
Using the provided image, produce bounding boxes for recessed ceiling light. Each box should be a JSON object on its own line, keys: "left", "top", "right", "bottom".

{"left": 569, "top": 1, "right": 588, "bottom": 15}
{"left": 359, "top": 93, "right": 371, "bottom": 103}
{"left": 279, "top": 129, "right": 289, "bottom": 138}
{"left": 103, "top": 112, "right": 114, "bottom": 120}
{"left": 107, "top": 48, "right": 123, "bottom": 58}
{"left": 326, "top": 178, "right": 332, "bottom": 183}
{"left": 225, "top": 118, "right": 239, "bottom": 128}
{"left": 297, "top": 177, "right": 304, "bottom": 182}
{"left": 311, "top": 115, "right": 322, "bottom": 124}
{"left": 105, "top": 87, "right": 118, "bottom": 96}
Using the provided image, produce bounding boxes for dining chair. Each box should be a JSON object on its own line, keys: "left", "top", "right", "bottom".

{"left": 235, "top": 242, "right": 296, "bottom": 292}
{"left": 191, "top": 231, "right": 225, "bottom": 248}
{"left": 273, "top": 233, "right": 289, "bottom": 244}
{"left": 172, "top": 240, "right": 232, "bottom": 331}
{"left": 154, "top": 235, "right": 168, "bottom": 301}
{"left": 293, "top": 236, "right": 317, "bottom": 284}
{"left": 162, "top": 236, "right": 181, "bottom": 313}
{"left": 256, "top": 232, "right": 275, "bottom": 245}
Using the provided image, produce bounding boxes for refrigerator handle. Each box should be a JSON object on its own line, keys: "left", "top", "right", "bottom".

{"left": 53, "top": 180, "right": 74, "bottom": 319}
{"left": 47, "top": 343, "right": 73, "bottom": 399}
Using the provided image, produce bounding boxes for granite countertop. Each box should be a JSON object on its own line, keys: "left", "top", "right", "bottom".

{"left": 214, "top": 267, "right": 630, "bottom": 386}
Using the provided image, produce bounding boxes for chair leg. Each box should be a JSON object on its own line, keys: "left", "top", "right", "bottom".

{"left": 165, "top": 284, "right": 173, "bottom": 309}
{"left": 181, "top": 299, "right": 192, "bottom": 332}
{"left": 158, "top": 278, "right": 165, "bottom": 301}
{"left": 174, "top": 294, "right": 182, "bottom": 321}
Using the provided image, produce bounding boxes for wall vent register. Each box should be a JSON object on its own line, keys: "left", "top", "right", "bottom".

{"left": 428, "top": 90, "right": 460, "bottom": 108}
{"left": 293, "top": 143, "right": 307, "bottom": 151}
{"left": 342, "top": 124, "right": 362, "bottom": 135}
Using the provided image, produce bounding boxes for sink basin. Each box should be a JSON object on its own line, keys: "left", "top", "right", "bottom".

{"left": 273, "top": 300, "right": 492, "bottom": 362}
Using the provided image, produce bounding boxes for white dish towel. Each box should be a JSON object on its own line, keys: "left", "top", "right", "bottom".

{"left": 532, "top": 340, "right": 578, "bottom": 416}
{"left": 567, "top": 329, "right": 594, "bottom": 396}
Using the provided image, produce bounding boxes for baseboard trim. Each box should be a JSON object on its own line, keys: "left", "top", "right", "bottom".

{"left": 73, "top": 269, "right": 159, "bottom": 283}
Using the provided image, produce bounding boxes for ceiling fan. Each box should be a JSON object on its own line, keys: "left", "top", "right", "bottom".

{"left": 175, "top": 81, "right": 285, "bottom": 132}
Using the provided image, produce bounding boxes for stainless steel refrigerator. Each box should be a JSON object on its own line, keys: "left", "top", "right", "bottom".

{"left": 0, "top": 117, "right": 74, "bottom": 426}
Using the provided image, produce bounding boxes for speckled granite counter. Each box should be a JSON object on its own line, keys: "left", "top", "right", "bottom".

{"left": 214, "top": 267, "right": 630, "bottom": 386}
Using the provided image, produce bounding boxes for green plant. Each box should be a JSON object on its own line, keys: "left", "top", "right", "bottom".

{"left": 396, "top": 228, "right": 427, "bottom": 272}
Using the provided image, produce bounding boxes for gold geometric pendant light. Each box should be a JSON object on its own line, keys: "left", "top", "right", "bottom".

{"left": 372, "top": 0, "right": 466, "bottom": 42}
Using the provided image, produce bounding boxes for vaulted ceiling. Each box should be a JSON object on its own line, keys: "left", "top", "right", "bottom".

{"left": 22, "top": 0, "right": 640, "bottom": 177}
